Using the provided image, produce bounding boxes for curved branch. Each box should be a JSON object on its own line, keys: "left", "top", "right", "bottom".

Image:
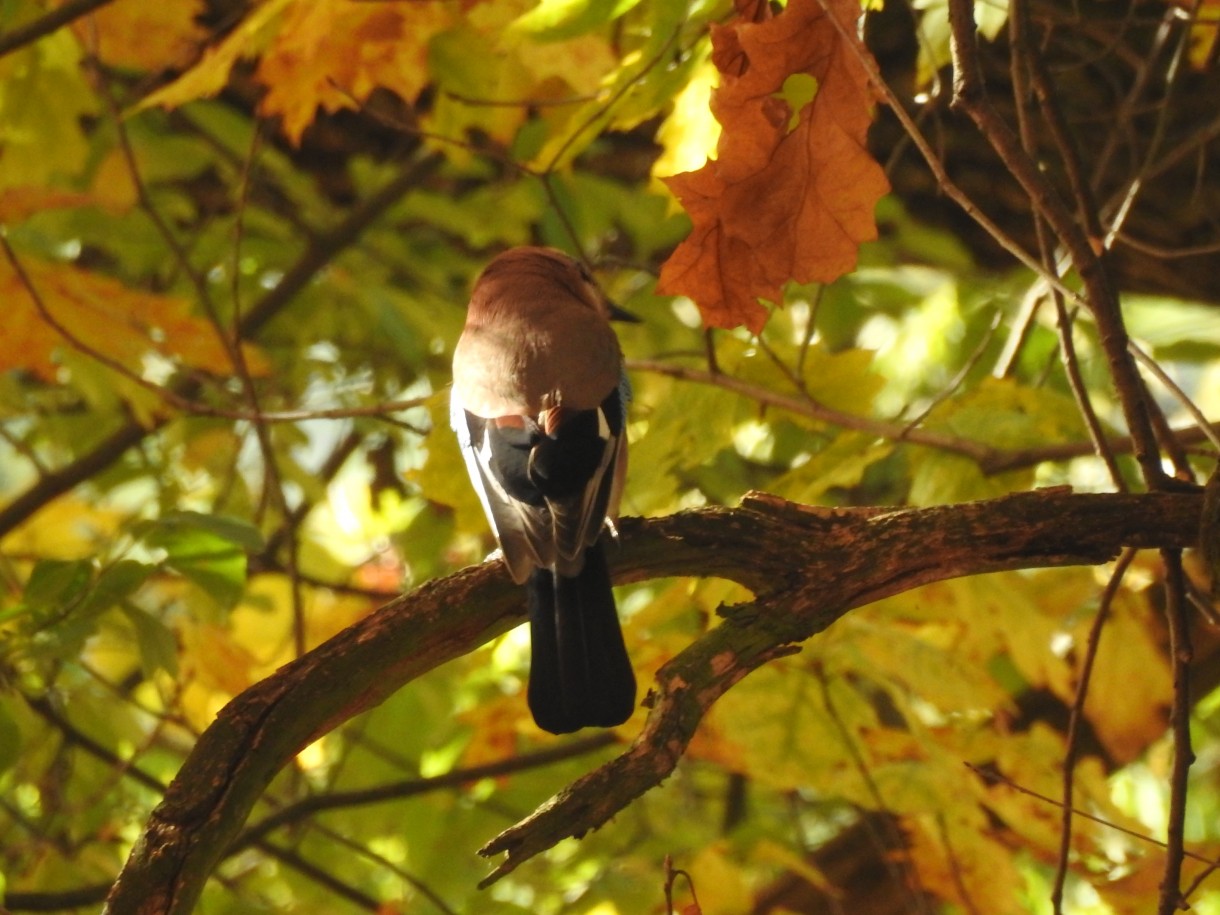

{"left": 106, "top": 489, "right": 1203, "bottom": 911}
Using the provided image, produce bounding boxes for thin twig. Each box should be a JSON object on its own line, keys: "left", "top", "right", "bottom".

{"left": 815, "top": 0, "right": 1082, "bottom": 305}
{"left": 966, "top": 761, "right": 1220, "bottom": 867}
{"left": 1130, "top": 342, "right": 1220, "bottom": 452}
{"left": 233, "top": 733, "right": 616, "bottom": 849}
{"left": 1159, "top": 550, "right": 1195, "bottom": 915}
{"left": 1050, "top": 548, "right": 1136, "bottom": 914}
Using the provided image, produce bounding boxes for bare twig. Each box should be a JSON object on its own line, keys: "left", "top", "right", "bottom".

{"left": 816, "top": 0, "right": 1082, "bottom": 305}
{"left": 1050, "top": 548, "right": 1136, "bottom": 914}
{"left": 1159, "top": 550, "right": 1194, "bottom": 915}
{"left": 946, "top": 0, "right": 1168, "bottom": 490}
{"left": 967, "top": 761, "right": 1220, "bottom": 868}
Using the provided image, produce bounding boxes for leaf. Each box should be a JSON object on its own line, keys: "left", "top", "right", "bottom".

{"left": 0, "top": 188, "right": 96, "bottom": 224}
{"left": 138, "top": 511, "right": 256, "bottom": 609}
{"left": 74, "top": 0, "right": 209, "bottom": 73}
{"left": 0, "top": 33, "right": 96, "bottom": 188}
{"left": 148, "top": 511, "right": 266, "bottom": 552}
{"left": 253, "top": 0, "right": 453, "bottom": 144}
{"left": 79, "top": 560, "right": 155, "bottom": 617}
{"left": 0, "top": 249, "right": 264, "bottom": 382}
{"left": 20, "top": 559, "right": 93, "bottom": 617}
{"left": 656, "top": 0, "right": 889, "bottom": 332}
{"left": 119, "top": 603, "right": 180, "bottom": 678}
{"left": 137, "top": 0, "right": 293, "bottom": 113}
{"left": 1077, "top": 592, "right": 1173, "bottom": 764}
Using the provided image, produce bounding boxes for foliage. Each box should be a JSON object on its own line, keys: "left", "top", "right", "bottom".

{"left": 0, "top": 0, "right": 1218, "bottom": 913}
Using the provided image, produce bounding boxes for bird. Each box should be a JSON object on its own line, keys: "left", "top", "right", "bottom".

{"left": 450, "top": 246, "right": 637, "bottom": 734}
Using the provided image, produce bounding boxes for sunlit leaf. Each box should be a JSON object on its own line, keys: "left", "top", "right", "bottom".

{"left": 0, "top": 249, "right": 267, "bottom": 382}
{"left": 657, "top": 0, "right": 889, "bottom": 331}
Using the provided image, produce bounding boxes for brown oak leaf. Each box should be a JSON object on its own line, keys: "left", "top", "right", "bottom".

{"left": 658, "top": 0, "right": 889, "bottom": 332}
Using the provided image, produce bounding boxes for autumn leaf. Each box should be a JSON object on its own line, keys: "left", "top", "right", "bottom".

{"left": 139, "top": 0, "right": 452, "bottom": 145}
{"left": 73, "top": 0, "right": 209, "bottom": 73}
{"left": 0, "top": 187, "right": 97, "bottom": 224}
{"left": 254, "top": 0, "right": 452, "bottom": 144}
{"left": 0, "top": 250, "right": 262, "bottom": 382}
{"left": 657, "top": 0, "right": 889, "bottom": 332}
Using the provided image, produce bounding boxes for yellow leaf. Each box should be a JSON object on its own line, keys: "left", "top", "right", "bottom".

{"left": 1186, "top": 0, "right": 1220, "bottom": 68}
{"left": 906, "top": 811, "right": 1027, "bottom": 915}
{"left": 180, "top": 621, "right": 258, "bottom": 697}
{"left": 0, "top": 33, "right": 96, "bottom": 188}
{"left": 138, "top": 0, "right": 293, "bottom": 113}
{"left": 0, "top": 497, "right": 126, "bottom": 561}
{"left": 254, "top": 0, "right": 452, "bottom": 144}
{"left": 653, "top": 53, "right": 719, "bottom": 195}
{"left": 687, "top": 843, "right": 752, "bottom": 915}
{"left": 1078, "top": 591, "right": 1173, "bottom": 765}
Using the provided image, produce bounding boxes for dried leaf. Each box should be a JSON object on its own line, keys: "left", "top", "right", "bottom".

{"left": 657, "top": 0, "right": 888, "bottom": 331}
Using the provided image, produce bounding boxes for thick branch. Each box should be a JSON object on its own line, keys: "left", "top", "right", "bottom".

{"left": 107, "top": 489, "right": 1202, "bottom": 910}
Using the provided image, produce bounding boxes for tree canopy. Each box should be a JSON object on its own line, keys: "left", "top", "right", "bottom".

{"left": 1, "top": 0, "right": 1219, "bottom": 913}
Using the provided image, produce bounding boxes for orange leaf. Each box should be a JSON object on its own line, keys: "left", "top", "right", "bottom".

{"left": 0, "top": 187, "right": 96, "bottom": 224}
{"left": 74, "top": 0, "right": 208, "bottom": 72}
{"left": 657, "top": 0, "right": 889, "bottom": 332}
{"left": 0, "top": 251, "right": 262, "bottom": 381}
{"left": 255, "top": 0, "right": 452, "bottom": 144}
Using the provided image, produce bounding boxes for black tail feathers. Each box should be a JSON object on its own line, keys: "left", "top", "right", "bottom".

{"left": 526, "top": 543, "right": 636, "bottom": 734}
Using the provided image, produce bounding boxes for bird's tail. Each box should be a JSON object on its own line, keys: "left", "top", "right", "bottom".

{"left": 526, "top": 542, "right": 636, "bottom": 734}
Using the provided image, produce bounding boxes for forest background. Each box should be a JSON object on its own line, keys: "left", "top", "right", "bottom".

{"left": 1, "top": 0, "right": 1220, "bottom": 913}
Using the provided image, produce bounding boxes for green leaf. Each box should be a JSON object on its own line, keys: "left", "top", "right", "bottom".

{"left": 79, "top": 559, "right": 155, "bottom": 617}
{"left": 138, "top": 511, "right": 256, "bottom": 609}
{"left": 508, "top": 0, "right": 643, "bottom": 40}
{"left": 20, "top": 559, "right": 93, "bottom": 616}
{"left": 143, "top": 510, "right": 265, "bottom": 552}
{"left": 119, "top": 603, "right": 179, "bottom": 678}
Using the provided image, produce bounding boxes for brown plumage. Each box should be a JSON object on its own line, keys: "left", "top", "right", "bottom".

{"left": 450, "top": 247, "right": 636, "bottom": 734}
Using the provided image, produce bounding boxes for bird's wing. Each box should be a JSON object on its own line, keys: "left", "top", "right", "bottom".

{"left": 534, "top": 381, "right": 627, "bottom": 572}
{"left": 450, "top": 393, "right": 550, "bottom": 583}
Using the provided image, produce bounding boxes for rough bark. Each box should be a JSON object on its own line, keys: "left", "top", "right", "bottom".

{"left": 105, "top": 488, "right": 1203, "bottom": 911}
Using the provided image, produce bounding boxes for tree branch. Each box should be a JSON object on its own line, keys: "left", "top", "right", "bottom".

{"left": 0, "top": 153, "right": 440, "bottom": 540}
{"left": 106, "top": 489, "right": 1203, "bottom": 910}
{"left": 0, "top": 0, "right": 116, "bottom": 59}
{"left": 945, "top": 0, "right": 1168, "bottom": 489}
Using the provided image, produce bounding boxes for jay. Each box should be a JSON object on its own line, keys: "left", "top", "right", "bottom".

{"left": 450, "top": 247, "right": 636, "bottom": 734}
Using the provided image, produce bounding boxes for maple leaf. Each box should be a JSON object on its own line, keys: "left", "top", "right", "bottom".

{"left": 254, "top": 0, "right": 452, "bottom": 144}
{"left": 657, "top": 0, "right": 889, "bottom": 332}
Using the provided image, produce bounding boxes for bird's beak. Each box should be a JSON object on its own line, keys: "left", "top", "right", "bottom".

{"left": 607, "top": 301, "right": 642, "bottom": 323}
